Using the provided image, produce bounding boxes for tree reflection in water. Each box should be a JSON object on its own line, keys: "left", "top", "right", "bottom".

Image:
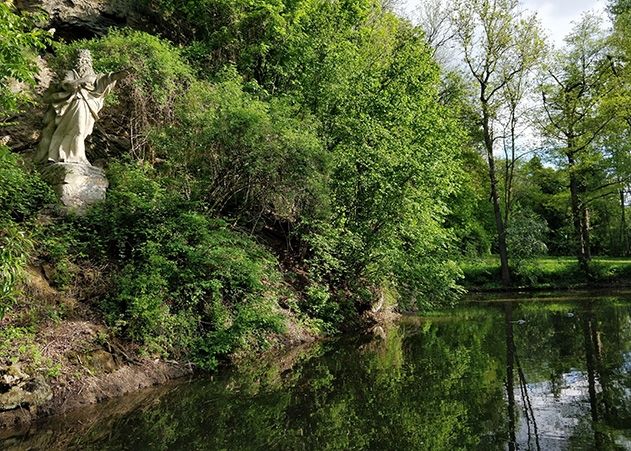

{"left": 504, "top": 302, "right": 541, "bottom": 451}
{"left": 2, "top": 295, "right": 631, "bottom": 450}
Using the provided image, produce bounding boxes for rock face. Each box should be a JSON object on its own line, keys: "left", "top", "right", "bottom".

{"left": 0, "top": 365, "right": 52, "bottom": 412}
{"left": 40, "top": 163, "right": 108, "bottom": 210}
{"left": 15, "top": 0, "right": 140, "bottom": 41}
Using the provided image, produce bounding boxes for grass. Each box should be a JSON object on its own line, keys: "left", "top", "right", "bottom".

{"left": 460, "top": 256, "right": 631, "bottom": 291}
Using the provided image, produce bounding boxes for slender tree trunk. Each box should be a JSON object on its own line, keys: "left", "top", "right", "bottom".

{"left": 483, "top": 100, "right": 511, "bottom": 285}
{"left": 583, "top": 207, "right": 591, "bottom": 259}
{"left": 503, "top": 108, "right": 518, "bottom": 227}
{"left": 567, "top": 153, "right": 590, "bottom": 274}
{"left": 620, "top": 189, "right": 628, "bottom": 256}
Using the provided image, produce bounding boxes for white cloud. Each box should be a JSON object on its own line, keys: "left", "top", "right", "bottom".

{"left": 521, "top": 0, "right": 609, "bottom": 46}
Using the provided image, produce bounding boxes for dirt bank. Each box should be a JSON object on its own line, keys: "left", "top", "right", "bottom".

{"left": 0, "top": 265, "right": 318, "bottom": 432}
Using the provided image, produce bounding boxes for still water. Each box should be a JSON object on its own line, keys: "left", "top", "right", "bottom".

{"left": 2, "top": 293, "right": 631, "bottom": 450}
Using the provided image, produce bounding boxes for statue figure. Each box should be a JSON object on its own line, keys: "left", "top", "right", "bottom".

{"left": 35, "top": 49, "right": 126, "bottom": 165}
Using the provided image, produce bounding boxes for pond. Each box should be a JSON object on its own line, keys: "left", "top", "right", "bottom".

{"left": 2, "top": 293, "right": 631, "bottom": 450}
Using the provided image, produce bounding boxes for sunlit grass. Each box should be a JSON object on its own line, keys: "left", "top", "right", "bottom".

{"left": 460, "top": 255, "right": 631, "bottom": 290}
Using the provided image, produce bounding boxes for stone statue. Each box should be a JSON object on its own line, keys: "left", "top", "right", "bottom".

{"left": 35, "top": 49, "right": 126, "bottom": 165}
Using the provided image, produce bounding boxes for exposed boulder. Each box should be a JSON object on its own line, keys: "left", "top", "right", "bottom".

{"left": 39, "top": 162, "right": 108, "bottom": 211}
{"left": 15, "top": 0, "right": 144, "bottom": 41}
{"left": 0, "top": 365, "right": 52, "bottom": 412}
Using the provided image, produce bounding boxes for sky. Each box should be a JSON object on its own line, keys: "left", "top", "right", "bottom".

{"left": 521, "top": 0, "right": 609, "bottom": 46}
{"left": 400, "top": 0, "right": 610, "bottom": 47}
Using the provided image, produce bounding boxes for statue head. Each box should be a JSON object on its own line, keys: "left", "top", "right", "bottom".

{"left": 76, "top": 49, "right": 96, "bottom": 77}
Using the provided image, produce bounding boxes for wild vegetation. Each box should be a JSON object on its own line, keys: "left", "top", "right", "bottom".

{"left": 2, "top": 0, "right": 631, "bottom": 372}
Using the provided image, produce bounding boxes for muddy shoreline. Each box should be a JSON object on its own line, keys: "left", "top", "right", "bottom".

{"left": 0, "top": 267, "right": 393, "bottom": 436}
{"left": 0, "top": 318, "right": 323, "bottom": 434}
{"left": 0, "top": 359, "right": 193, "bottom": 433}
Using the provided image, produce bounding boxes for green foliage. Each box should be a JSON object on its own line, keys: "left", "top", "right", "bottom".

{"left": 303, "top": 282, "right": 341, "bottom": 330}
{"left": 461, "top": 256, "right": 631, "bottom": 289}
{"left": 72, "top": 162, "right": 175, "bottom": 261}
{"left": 0, "top": 220, "right": 33, "bottom": 319}
{"left": 0, "top": 146, "right": 54, "bottom": 223}
{"left": 301, "top": 19, "right": 465, "bottom": 307}
{"left": 0, "top": 3, "right": 50, "bottom": 121}
{"left": 153, "top": 73, "right": 329, "bottom": 223}
{"left": 0, "top": 325, "right": 61, "bottom": 375}
{"left": 0, "top": 325, "right": 36, "bottom": 364}
{"left": 0, "top": 146, "right": 54, "bottom": 318}
{"left": 610, "top": 0, "right": 631, "bottom": 16}
{"left": 78, "top": 163, "right": 285, "bottom": 367}
{"left": 445, "top": 147, "right": 494, "bottom": 256}
{"left": 51, "top": 1, "right": 470, "bottom": 316}
{"left": 143, "top": 0, "right": 283, "bottom": 69}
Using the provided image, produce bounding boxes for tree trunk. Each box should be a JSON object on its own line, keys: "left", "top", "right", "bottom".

{"left": 621, "top": 189, "right": 628, "bottom": 256}
{"left": 483, "top": 101, "right": 511, "bottom": 285}
{"left": 567, "top": 153, "right": 590, "bottom": 274}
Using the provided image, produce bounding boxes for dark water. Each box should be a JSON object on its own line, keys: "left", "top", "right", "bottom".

{"left": 2, "top": 294, "right": 631, "bottom": 450}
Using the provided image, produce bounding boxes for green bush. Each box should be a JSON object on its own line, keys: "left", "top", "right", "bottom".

{"left": 152, "top": 73, "right": 329, "bottom": 224}
{"left": 0, "top": 146, "right": 54, "bottom": 318}
{"left": 303, "top": 282, "right": 341, "bottom": 330}
{"left": 79, "top": 163, "right": 285, "bottom": 368}
{"left": 141, "top": 0, "right": 291, "bottom": 81}
{"left": 0, "top": 221, "right": 33, "bottom": 319}
{"left": 73, "top": 162, "right": 175, "bottom": 261}
{"left": 0, "top": 4, "right": 50, "bottom": 121}
{"left": 0, "top": 146, "right": 54, "bottom": 223}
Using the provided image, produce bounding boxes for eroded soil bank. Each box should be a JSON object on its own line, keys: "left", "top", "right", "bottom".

{"left": 0, "top": 265, "right": 323, "bottom": 432}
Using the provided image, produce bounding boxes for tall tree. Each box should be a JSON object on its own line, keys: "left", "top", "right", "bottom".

{"left": 605, "top": 0, "right": 631, "bottom": 255}
{"left": 540, "top": 15, "right": 613, "bottom": 273}
{"left": 451, "top": 0, "right": 544, "bottom": 284}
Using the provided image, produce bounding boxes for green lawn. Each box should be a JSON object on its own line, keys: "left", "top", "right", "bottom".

{"left": 460, "top": 256, "right": 631, "bottom": 290}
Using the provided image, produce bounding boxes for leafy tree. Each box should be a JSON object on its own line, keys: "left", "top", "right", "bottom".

{"left": 540, "top": 15, "right": 613, "bottom": 273}
{"left": 302, "top": 15, "right": 465, "bottom": 306}
{"left": 451, "top": 0, "right": 544, "bottom": 285}
{"left": 603, "top": 0, "right": 631, "bottom": 255}
{"left": 513, "top": 156, "right": 572, "bottom": 255}
{"left": 0, "top": 2, "right": 50, "bottom": 123}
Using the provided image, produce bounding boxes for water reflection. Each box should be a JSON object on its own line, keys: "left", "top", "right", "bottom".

{"left": 505, "top": 299, "right": 631, "bottom": 450}
{"left": 2, "top": 296, "right": 631, "bottom": 450}
{"left": 505, "top": 303, "right": 541, "bottom": 451}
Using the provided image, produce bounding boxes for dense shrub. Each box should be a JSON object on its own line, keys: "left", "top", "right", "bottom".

{"left": 0, "top": 146, "right": 54, "bottom": 223}
{"left": 141, "top": 0, "right": 292, "bottom": 81}
{"left": 78, "top": 163, "right": 285, "bottom": 368}
{"left": 152, "top": 73, "right": 330, "bottom": 225}
{"left": 0, "top": 4, "right": 50, "bottom": 121}
{"left": 0, "top": 147, "right": 54, "bottom": 318}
